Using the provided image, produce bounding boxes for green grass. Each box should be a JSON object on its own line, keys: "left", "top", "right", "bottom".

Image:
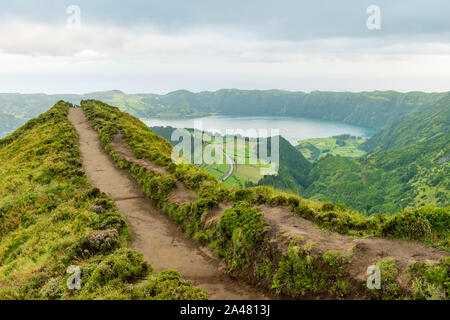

{"left": 0, "top": 102, "right": 206, "bottom": 300}
{"left": 297, "top": 135, "right": 367, "bottom": 162}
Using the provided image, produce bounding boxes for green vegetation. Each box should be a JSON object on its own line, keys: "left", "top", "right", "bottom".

{"left": 297, "top": 134, "right": 367, "bottom": 162}
{"left": 361, "top": 93, "right": 450, "bottom": 153}
{"left": 0, "top": 102, "right": 206, "bottom": 300}
{"left": 250, "top": 95, "right": 450, "bottom": 215}
{"left": 1, "top": 90, "right": 447, "bottom": 138}
{"left": 253, "top": 136, "right": 311, "bottom": 194}
{"left": 1, "top": 96, "right": 447, "bottom": 300}
{"left": 408, "top": 258, "right": 450, "bottom": 300}
{"left": 81, "top": 99, "right": 449, "bottom": 299}
{"left": 97, "top": 90, "right": 446, "bottom": 128}
{"left": 303, "top": 95, "right": 450, "bottom": 214}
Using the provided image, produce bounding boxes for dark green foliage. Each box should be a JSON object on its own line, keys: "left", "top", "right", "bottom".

{"left": 361, "top": 93, "right": 450, "bottom": 152}
{"left": 272, "top": 244, "right": 349, "bottom": 298}
{"left": 220, "top": 202, "right": 266, "bottom": 246}
{"left": 299, "top": 96, "right": 450, "bottom": 214}
{"left": 321, "top": 202, "right": 335, "bottom": 212}
{"left": 130, "top": 270, "right": 208, "bottom": 300}
{"left": 408, "top": 258, "right": 449, "bottom": 300}
{"left": 83, "top": 249, "right": 150, "bottom": 290}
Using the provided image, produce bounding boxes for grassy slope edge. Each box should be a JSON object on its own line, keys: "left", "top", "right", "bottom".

{"left": 82, "top": 99, "right": 449, "bottom": 300}
{"left": 0, "top": 101, "right": 206, "bottom": 300}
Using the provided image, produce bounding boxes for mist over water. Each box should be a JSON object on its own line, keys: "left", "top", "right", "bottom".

{"left": 142, "top": 115, "right": 377, "bottom": 145}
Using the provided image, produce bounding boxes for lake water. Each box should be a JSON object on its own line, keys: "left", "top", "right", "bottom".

{"left": 142, "top": 116, "right": 377, "bottom": 145}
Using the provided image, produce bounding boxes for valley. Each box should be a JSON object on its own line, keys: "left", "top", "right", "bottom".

{"left": 0, "top": 94, "right": 448, "bottom": 300}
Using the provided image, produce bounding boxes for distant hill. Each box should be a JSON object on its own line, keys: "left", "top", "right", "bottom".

{"left": 93, "top": 89, "right": 447, "bottom": 128}
{"left": 361, "top": 93, "right": 450, "bottom": 152}
{"left": 1, "top": 90, "right": 448, "bottom": 138}
{"left": 287, "top": 95, "right": 449, "bottom": 214}
{"left": 0, "top": 112, "right": 23, "bottom": 137}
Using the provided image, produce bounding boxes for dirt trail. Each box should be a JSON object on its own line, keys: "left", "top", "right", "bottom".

{"left": 258, "top": 205, "right": 449, "bottom": 288}
{"left": 68, "top": 108, "right": 269, "bottom": 300}
{"left": 110, "top": 132, "right": 198, "bottom": 205}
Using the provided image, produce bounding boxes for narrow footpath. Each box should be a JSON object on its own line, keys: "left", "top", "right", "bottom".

{"left": 68, "top": 107, "right": 269, "bottom": 300}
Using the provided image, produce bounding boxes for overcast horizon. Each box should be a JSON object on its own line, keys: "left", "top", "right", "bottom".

{"left": 1, "top": 0, "right": 449, "bottom": 94}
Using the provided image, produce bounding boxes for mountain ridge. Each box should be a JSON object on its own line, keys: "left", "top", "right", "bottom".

{"left": 1, "top": 90, "right": 448, "bottom": 138}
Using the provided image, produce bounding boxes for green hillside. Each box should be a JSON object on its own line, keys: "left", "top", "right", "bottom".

{"left": 0, "top": 99, "right": 448, "bottom": 300}
{"left": 253, "top": 136, "right": 312, "bottom": 194}
{"left": 261, "top": 95, "right": 449, "bottom": 215}
{"left": 1, "top": 90, "right": 448, "bottom": 138}
{"left": 361, "top": 93, "right": 450, "bottom": 152}
{"left": 79, "top": 99, "right": 449, "bottom": 299}
{"left": 0, "top": 102, "right": 206, "bottom": 299}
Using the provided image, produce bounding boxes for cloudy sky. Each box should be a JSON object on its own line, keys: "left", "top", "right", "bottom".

{"left": 0, "top": 0, "right": 449, "bottom": 94}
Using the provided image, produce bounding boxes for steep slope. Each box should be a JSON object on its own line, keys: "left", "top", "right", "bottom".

{"left": 0, "top": 102, "right": 206, "bottom": 300}
{"left": 254, "top": 136, "right": 311, "bottom": 193}
{"left": 79, "top": 99, "right": 449, "bottom": 300}
{"left": 361, "top": 93, "right": 450, "bottom": 152}
{"left": 303, "top": 95, "right": 450, "bottom": 214}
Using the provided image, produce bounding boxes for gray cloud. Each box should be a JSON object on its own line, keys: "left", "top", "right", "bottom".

{"left": 1, "top": 0, "right": 449, "bottom": 40}
{"left": 0, "top": 0, "right": 449, "bottom": 93}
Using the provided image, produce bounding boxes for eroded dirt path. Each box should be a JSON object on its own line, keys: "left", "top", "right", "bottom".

{"left": 68, "top": 107, "right": 269, "bottom": 300}
{"left": 258, "top": 205, "right": 449, "bottom": 288}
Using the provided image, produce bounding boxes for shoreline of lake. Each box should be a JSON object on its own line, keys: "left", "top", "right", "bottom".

{"left": 142, "top": 115, "right": 377, "bottom": 146}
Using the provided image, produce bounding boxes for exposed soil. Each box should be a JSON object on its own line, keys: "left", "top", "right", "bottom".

{"left": 110, "top": 132, "right": 168, "bottom": 175}
{"left": 110, "top": 132, "right": 198, "bottom": 205}
{"left": 257, "top": 205, "right": 449, "bottom": 290}
{"left": 202, "top": 202, "right": 234, "bottom": 228}
{"left": 68, "top": 108, "right": 269, "bottom": 300}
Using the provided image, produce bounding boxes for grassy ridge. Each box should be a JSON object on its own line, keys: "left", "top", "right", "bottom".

{"left": 82, "top": 99, "right": 449, "bottom": 299}
{"left": 0, "top": 102, "right": 206, "bottom": 300}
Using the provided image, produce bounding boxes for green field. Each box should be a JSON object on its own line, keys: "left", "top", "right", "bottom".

{"left": 297, "top": 134, "right": 367, "bottom": 162}
{"left": 204, "top": 138, "right": 272, "bottom": 187}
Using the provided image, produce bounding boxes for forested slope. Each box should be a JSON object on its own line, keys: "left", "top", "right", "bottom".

{"left": 299, "top": 95, "right": 449, "bottom": 214}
